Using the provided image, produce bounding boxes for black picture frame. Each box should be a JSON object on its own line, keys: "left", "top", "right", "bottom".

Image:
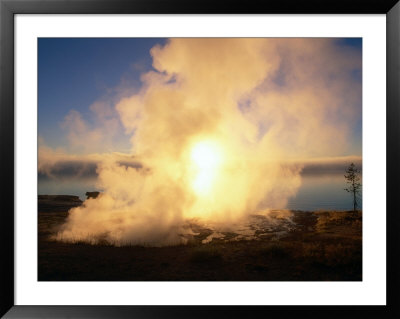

{"left": 1, "top": 0, "right": 399, "bottom": 318}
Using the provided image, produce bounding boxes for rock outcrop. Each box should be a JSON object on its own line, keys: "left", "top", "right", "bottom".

{"left": 38, "top": 195, "right": 83, "bottom": 212}
{"left": 85, "top": 191, "right": 100, "bottom": 199}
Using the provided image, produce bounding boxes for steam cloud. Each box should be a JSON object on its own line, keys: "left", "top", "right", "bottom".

{"left": 52, "top": 38, "right": 361, "bottom": 246}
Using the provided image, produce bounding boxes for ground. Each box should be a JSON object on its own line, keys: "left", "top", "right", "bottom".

{"left": 38, "top": 196, "right": 362, "bottom": 281}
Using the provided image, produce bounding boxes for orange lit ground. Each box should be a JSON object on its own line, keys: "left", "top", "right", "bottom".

{"left": 38, "top": 197, "right": 361, "bottom": 281}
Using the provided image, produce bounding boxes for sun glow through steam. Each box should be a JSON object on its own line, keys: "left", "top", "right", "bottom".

{"left": 190, "top": 140, "right": 223, "bottom": 196}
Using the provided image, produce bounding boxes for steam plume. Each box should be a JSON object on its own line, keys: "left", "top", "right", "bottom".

{"left": 54, "top": 39, "right": 361, "bottom": 246}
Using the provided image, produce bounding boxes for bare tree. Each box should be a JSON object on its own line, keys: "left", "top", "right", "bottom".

{"left": 344, "top": 163, "right": 362, "bottom": 212}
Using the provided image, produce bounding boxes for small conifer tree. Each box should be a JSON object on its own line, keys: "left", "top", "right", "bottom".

{"left": 344, "top": 163, "right": 362, "bottom": 212}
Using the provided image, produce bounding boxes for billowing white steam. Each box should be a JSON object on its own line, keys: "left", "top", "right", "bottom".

{"left": 54, "top": 38, "right": 361, "bottom": 246}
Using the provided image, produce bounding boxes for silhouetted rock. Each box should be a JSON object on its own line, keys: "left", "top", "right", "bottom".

{"left": 86, "top": 191, "right": 100, "bottom": 199}
{"left": 38, "top": 195, "right": 83, "bottom": 212}
{"left": 38, "top": 195, "right": 81, "bottom": 202}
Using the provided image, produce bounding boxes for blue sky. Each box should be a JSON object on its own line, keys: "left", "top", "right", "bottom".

{"left": 38, "top": 38, "right": 362, "bottom": 155}
{"left": 38, "top": 38, "right": 166, "bottom": 149}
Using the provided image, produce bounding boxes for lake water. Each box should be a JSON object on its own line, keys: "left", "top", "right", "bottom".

{"left": 287, "top": 173, "right": 361, "bottom": 211}
{"left": 38, "top": 172, "right": 361, "bottom": 212}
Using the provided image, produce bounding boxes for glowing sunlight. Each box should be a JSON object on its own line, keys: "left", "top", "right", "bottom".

{"left": 190, "top": 140, "right": 223, "bottom": 196}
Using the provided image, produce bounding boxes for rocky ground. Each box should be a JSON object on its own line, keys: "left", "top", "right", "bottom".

{"left": 38, "top": 195, "right": 362, "bottom": 281}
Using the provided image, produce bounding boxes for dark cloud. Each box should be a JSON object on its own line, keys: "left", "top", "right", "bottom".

{"left": 300, "top": 159, "right": 362, "bottom": 176}
{"left": 117, "top": 161, "right": 143, "bottom": 170}
{"left": 38, "top": 159, "right": 142, "bottom": 180}
{"left": 39, "top": 156, "right": 361, "bottom": 181}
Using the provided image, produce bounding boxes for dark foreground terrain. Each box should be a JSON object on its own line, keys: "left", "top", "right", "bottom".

{"left": 38, "top": 195, "right": 362, "bottom": 281}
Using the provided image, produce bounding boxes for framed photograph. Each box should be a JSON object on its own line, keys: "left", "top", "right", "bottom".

{"left": 1, "top": 0, "right": 399, "bottom": 318}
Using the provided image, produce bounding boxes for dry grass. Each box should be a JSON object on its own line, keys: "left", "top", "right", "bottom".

{"left": 38, "top": 209, "right": 362, "bottom": 281}
{"left": 315, "top": 210, "right": 362, "bottom": 232}
{"left": 189, "top": 245, "right": 223, "bottom": 263}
